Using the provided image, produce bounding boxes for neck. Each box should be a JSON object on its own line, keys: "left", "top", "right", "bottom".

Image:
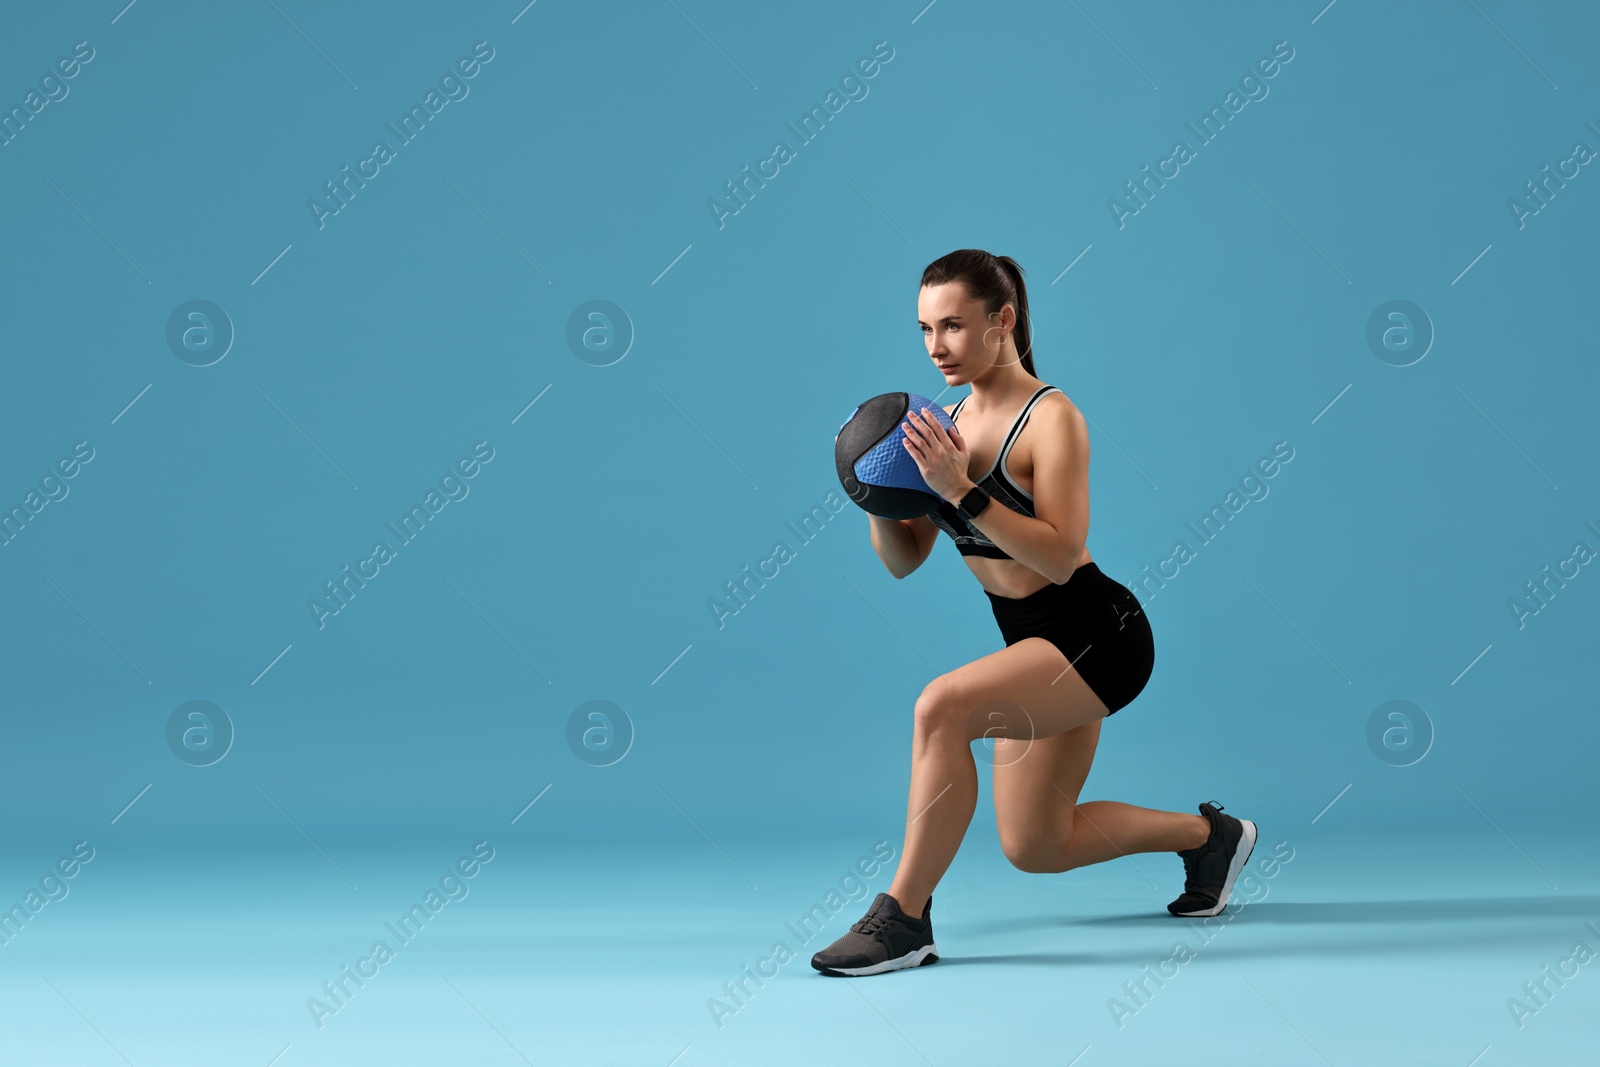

{"left": 965, "top": 350, "right": 1037, "bottom": 410}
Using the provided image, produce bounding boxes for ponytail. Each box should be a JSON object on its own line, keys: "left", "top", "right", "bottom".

{"left": 919, "top": 249, "right": 1036, "bottom": 376}
{"left": 992, "top": 255, "right": 1034, "bottom": 377}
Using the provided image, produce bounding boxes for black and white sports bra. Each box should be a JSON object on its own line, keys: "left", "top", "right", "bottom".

{"left": 926, "top": 384, "right": 1060, "bottom": 560}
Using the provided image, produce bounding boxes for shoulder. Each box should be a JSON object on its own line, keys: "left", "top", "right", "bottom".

{"left": 1030, "top": 387, "right": 1081, "bottom": 426}
{"left": 1027, "top": 389, "right": 1088, "bottom": 450}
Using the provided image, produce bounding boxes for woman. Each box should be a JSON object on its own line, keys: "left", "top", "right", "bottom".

{"left": 812, "top": 250, "right": 1257, "bottom": 977}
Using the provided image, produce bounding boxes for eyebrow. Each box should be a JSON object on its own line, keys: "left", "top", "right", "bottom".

{"left": 917, "top": 315, "right": 964, "bottom": 326}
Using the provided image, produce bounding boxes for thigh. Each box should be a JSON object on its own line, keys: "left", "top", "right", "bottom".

{"left": 920, "top": 634, "right": 1111, "bottom": 746}
{"left": 991, "top": 716, "right": 1102, "bottom": 855}
{"left": 928, "top": 633, "right": 1113, "bottom": 857}
{"left": 923, "top": 637, "right": 1109, "bottom": 855}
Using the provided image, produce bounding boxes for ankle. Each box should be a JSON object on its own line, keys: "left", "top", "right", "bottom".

{"left": 1179, "top": 814, "right": 1211, "bottom": 852}
{"left": 889, "top": 891, "right": 926, "bottom": 920}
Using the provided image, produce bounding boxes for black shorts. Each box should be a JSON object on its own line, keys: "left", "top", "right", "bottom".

{"left": 985, "top": 562, "right": 1155, "bottom": 715}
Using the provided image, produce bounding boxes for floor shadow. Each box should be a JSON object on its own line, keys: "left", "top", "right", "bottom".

{"left": 936, "top": 923, "right": 1592, "bottom": 967}
{"left": 951, "top": 895, "right": 1600, "bottom": 936}
{"left": 935, "top": 952, "right": 1102, "bottom": 967}
{"left": 1075, "top": 896, "right": 1600, "bottom": 926}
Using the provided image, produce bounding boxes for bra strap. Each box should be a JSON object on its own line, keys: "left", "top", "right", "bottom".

{"left": 996, "top": 385, "right": 1056, "bottom": 457}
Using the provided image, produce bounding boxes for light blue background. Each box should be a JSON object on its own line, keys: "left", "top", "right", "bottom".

{"left": 2, "top": 1, "right": 1596, "bottom": 1064}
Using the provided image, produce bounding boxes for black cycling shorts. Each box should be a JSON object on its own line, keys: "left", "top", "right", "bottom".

{"left": 986, "top": 561, "right": 1155, "bottom": 715}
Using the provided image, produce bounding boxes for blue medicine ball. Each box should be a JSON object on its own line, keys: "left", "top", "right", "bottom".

{"left": 834, "top": 392, "right": 955, "bottom": 519}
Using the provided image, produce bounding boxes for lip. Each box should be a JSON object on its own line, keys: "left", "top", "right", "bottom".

{"left": 938, "top": 364, "right": 958, "bottom": 371}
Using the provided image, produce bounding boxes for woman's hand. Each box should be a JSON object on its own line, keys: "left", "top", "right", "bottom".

{"left": 901, "top": 407, "right": 973, "bottom": 504}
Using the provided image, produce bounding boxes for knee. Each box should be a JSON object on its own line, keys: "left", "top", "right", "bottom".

{"left": 1000, "top": 811, "right": 1076, "bottom": 873}
{"left": 1000, "top": 829, "right": 1070, "bottom": 874}
{"left": 913, "top": 678, "right": 972, "bottom": 740}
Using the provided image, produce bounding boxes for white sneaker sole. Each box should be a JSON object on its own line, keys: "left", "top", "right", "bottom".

{"left": 817, "top": 943, "right": 939, "bottom": 976}
{"left": 1171, "top": 818, "right": 1257, "bottom": 917}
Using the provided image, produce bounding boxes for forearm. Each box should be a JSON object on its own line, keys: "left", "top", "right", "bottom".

{"left": 868, "top": 514, "right": 923, "bottom": 579}
{"left": 945, "top": 480, "right": 1080, "bottom": 584}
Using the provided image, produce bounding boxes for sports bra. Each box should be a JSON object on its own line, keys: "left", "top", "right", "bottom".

{"left": 926, "top": 384, "right": 1061, "bottom": 559}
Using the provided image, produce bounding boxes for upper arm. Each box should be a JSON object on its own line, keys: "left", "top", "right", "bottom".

{"left": 1028, "top": 398, "right": 1090, "bottom": 575}
{"left": 901, "top": 513, "right": 939, "bottom": 567}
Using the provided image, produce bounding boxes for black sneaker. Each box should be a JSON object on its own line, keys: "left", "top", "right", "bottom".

{"left": 810, "top": 892, "right": 939, "bottom": 976}
{"left": 1167, "top": 801, "right": 1257, "bottom": 917}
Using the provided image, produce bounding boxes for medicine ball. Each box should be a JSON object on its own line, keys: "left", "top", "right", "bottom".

{"left": 834, "top": 392, "right": 955, "bottom": 519}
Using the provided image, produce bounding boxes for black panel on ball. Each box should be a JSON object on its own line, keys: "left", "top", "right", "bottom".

{"left": 834, "top": 392, "right": 942, "bottom": 520}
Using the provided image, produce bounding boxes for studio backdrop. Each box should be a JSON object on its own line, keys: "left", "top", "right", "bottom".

{"left": 1, "top": 1, "right": 1596, "bottom": 1064}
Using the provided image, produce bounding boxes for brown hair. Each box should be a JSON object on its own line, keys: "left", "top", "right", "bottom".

{"left": 920, "top": 249, "right": 1035, "bottom": 376}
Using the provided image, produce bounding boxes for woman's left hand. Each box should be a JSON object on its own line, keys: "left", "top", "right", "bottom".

{"left": 901, "top": 407, "right": 972, "bottom": 504}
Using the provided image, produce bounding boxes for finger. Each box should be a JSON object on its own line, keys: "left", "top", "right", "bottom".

{"left": 910, "top": 407, "right": 943, "bottom": 437}
{"left": 901, "top": 437, "right": 927, "bottom": 471}
{"left": 912, "top": 412, "right": 949, "bottom": 452}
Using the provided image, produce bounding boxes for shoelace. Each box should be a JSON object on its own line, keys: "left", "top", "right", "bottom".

{"left": 852, "top": 907, "right": 894, "bottom": 936}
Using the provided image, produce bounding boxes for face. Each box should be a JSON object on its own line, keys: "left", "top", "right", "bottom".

{"left": 918, "top": 282, "right": 1016, "bottom": 383}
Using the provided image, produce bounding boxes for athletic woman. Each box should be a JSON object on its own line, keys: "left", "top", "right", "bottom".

{"left": 812, "top": 249, "right": 1257, "bottom": 977}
